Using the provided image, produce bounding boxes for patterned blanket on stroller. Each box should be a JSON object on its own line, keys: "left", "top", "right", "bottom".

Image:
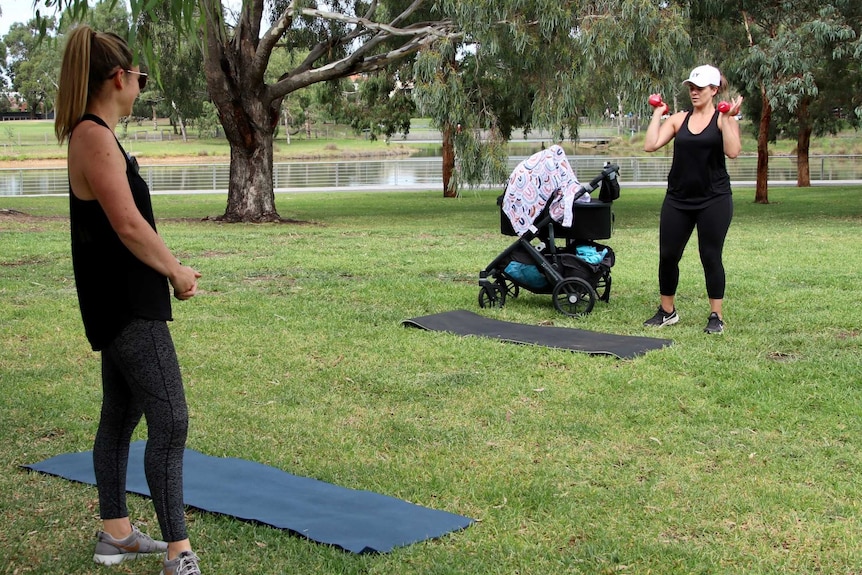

{"left": 501, "top": 145, "right": 590, "bottom": 236}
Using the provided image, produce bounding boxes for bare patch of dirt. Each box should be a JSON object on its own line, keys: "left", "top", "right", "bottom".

{"left": 0, "top": 208, "right": 67, "bottom": 226}
{"left": 0, "top": 158, "right": 65, "bottom": 168}
{"left": 766, "top": 351, "right": 798, "bottom": 362}
{"left": 199, "top": 214, "right": 318, "bottom": 225}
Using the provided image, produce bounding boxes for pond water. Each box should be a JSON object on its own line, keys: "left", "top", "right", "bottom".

{"left": 2, "top": 153, "right": 861, "bottom": 196}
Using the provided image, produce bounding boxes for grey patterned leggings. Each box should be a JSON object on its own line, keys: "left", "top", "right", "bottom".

{"left": 94, "top": 319, "right": 189, "bottom": 542}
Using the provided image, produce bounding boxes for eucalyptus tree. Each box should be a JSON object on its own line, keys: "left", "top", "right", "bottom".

{"left": 738, "top": 3, "right": 859, "bottom": 192}
{"left": 0, "top": 33, "right": 9, "bottom": 93}
{"left": 3, "top": 0, "right": 130, "bottom": 118}
{"left": 66, "top": 0, "right": 130, "bottom": 33}
{"left": 339, "top": 67, "right": 417, "bottom": 142}
{"left": 414, "top": 0, "right": 693, "bottom": 196}
{"left": 0, "top": 4, "right": 8, "bottom": 93}
{"left": 139, "top": 4, "right": 208, "bottom": 141}
{"left": 691, "top": 0, "right": 862, "bottom": 201}
{"left": 45, "top": 0, "right": 694, "bottom": 218}
{"left": 192, "top": 0, "right": 463, "bottom": 221}
{"left": 40, "top": 0, "right": 458, "bottom": 221}
{"left": 765, "top": 9, "right": 860, "bottom": 187}
{"left": 3, "top": 18, "right": 61, "bottom": 117}
{"left": 265, "top": 48, "right": 325, "bottom": 142}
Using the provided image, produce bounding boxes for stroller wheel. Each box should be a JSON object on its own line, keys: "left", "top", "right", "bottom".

{"left": 552, "top": 277, "right": 596, "bottom": 317}
{"left": 500, "top": 278, "right": 519, "bottom": 299}
{"left": 478, "top": 284, "right": 506, "bottom": 309}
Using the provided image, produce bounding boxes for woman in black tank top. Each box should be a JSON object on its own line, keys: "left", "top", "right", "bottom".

{"left": 55, "top": 25, "right": 203, "bottom": 575}
{"left": 642, "top": 65, "right": 744, "bottom": 334}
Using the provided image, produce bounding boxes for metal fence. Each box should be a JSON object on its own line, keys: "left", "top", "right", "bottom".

{"left": 2, "top": 155, "right": 862, "bottom": 196}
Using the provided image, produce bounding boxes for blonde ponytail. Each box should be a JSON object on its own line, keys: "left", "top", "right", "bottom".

{"left": 55, "top": 25, "right": 134, "bottom": 143}
{"left": 55, "top": 26, "right": 92, "bottom": 143}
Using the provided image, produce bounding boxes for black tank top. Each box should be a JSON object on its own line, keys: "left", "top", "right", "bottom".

{"left": 69, "top": 114, "right": 172, "bottom": 351}
{"left": 666, "top": 110, "right": 732, "bottom": 208}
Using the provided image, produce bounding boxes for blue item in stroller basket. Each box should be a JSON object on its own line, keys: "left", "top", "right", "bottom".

{"left": 478, "top": 151, "right": 621, "bottom": 317}
{"left": 503, "top": 261, "right": 548, "bottom": 290}
{"left": 574, "top": 245, "right": 608, "bottom": 265}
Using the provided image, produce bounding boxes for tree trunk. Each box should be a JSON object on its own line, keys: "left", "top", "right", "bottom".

{"left": 283, "top": 109, "right": 291, "bottom": 145}
{"left": 212, "top": 99, "right": 281, "bottom": 221}
{"left": 202, "top": 2, "right": 282, "bottom": 223}
{"left": 171, "top": 101, "right": 188, "bottom": 143}
{"left": 222, "top": 132, "right": 276, "bottom": 222}
{"left": 442, "top": 122, "right": 456, "bottom": 197}
{"left": 796, "top": 98, "right": 811, "bottom": 187}
{"left": 755, "top": 86, "right": 771, "bottom": 204}
{"left": 440, "top": 48, "right": 458, "bottom": 198}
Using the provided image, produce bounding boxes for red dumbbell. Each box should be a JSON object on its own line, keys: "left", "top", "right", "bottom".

{"left": 717, "top": 101, "right": 731, "bottom": 114}
{"left": 649, "top": 93, "right": 669, "bottom": 115}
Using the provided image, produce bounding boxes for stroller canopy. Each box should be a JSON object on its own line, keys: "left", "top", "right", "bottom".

{"left": 501, "top": 145, "right": 590, "bottom": 236}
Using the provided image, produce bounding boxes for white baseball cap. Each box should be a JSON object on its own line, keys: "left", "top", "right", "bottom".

{"left": 683, "top": 65, "right": 721, "bottom": 88}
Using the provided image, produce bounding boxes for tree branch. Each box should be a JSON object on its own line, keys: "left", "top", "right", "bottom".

{"left": 267, "top": 27, "right": 452, "bottom": 101}
{"left": 258, "top": 0, "right": 299, "bottom": 64}
{"left": 245, "top": 0, "right": 270, "bottom": 85}
{"left": 260, "top": 4, "right": 458, "bottom": 101}
{"left": 291, "top": 6, "right": 452, "bottom": 41}
{"left": 388, "top": 0, "right": 424, "bottom": 28}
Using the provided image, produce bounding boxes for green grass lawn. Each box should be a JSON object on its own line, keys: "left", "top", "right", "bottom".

{"left": 0, "top": 119, "right": 421, "bottom": 162}
{"left": 1, "top": 185, "right": 861, "bottom": 574}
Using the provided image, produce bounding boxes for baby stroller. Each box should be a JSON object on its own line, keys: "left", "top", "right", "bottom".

{"left": 478, "top": 146, "right": 620, "bottom": 317}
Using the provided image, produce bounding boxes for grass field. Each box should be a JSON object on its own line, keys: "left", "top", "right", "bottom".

{"left": 0, "top": 119, "right": 420, "bottom": 163}
{"left": 1, "top": 183, "right": 861, "bottom": 574}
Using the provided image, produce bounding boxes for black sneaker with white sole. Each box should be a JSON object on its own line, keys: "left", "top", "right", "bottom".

{"left": 643, "top": 306, "right": 679, "bottom": 328}
{"left": 704, "top": 312, "right": 724, "bottom": 334}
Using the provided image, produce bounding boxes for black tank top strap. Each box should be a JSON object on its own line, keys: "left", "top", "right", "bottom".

{"left": 80, "top": 113, "right": 108, "bottom": 128}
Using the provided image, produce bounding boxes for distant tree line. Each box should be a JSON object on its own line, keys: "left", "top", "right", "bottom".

{"left": 3, "top": 0, "right": 861, "bottom": 220}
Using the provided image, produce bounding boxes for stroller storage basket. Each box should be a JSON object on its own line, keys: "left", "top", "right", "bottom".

{"left": 554, "top": 243, "right": 615, "bottom": 288}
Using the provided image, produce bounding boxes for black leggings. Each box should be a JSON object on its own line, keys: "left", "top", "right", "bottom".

{"left": 94, "top": 319, "right": 189, "bottom": 543}
{"left": 658, "top": 195, "right": 733, "bottom": 300}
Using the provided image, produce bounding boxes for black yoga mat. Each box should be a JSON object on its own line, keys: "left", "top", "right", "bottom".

{"left": 23, "top": 441, "right": 473, "bottom": 554}
{"left": 403, "top": 310, "right": 672, "bottom": 359}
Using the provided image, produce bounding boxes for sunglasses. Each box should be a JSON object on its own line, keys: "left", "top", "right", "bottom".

{"left": 125, "top": 70, "right": 148, "bottom": 90}
{"left": 110, "top": 69, "right": 148, "bottom": 90}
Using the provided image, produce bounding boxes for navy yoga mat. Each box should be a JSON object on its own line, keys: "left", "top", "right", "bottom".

{"left": 23, "top": 441, "right": 473, "bottom": 554}
{"left": 403, "top": 309, "right": 672, "bottom": 359}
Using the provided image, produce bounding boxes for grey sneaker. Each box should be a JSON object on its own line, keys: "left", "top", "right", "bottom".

{"left": 643, "top": 306, "right": 679, "bottom": 327}
{"left": 162, "top": 550, "right": 201, "bottom": 575}
{"left": 704, "top": 312, "right": 724, "bottom": 334}
{"left": 93, "top": 525, "right": 167, "bottom": 565}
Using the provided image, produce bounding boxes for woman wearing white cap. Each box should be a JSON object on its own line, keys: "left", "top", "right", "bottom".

{"left": 642, "top": 64, "right": 743, "bottom": 334}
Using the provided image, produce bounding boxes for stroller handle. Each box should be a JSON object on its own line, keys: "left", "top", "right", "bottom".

{"left": 574, "top": 163, "right": 620, "bottom": 201}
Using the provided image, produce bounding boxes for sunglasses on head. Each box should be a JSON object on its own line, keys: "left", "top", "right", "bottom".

{"left": 110, "top": 69, "right": 148, "bottom": 90}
